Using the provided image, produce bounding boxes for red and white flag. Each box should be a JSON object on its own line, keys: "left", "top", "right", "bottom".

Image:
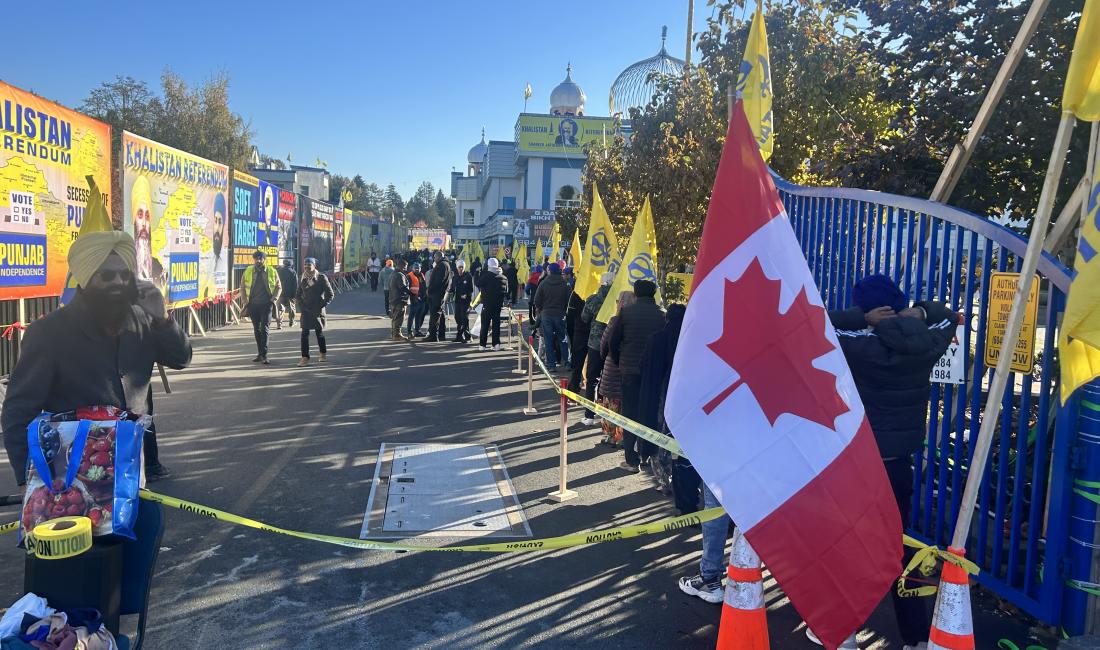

{"left": 664, "top": 103, "right": 901, "bottom": 649}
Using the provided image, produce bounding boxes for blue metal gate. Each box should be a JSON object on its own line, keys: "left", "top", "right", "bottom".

{"left": 773, "top": 175, "right": 1083, "bottom": 629}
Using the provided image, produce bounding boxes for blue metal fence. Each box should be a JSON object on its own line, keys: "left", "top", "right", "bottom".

{"left": 773, "top": 175, "right": 1083, "bottom": 629}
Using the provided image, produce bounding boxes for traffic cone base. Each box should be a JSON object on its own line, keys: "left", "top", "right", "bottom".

{"left": 928, "top": 547, "right": 975, "bottom": 650}
{"left": 716, "top": 528, "right": 770, "bottom": 650}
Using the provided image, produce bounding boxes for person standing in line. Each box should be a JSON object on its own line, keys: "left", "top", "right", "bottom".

{"left": 379, "top": 258, "right": 395, "bottom": 316}
{"left": 564, "top": 266, "right": 587, "bottom": 389}
{"left": 389, "top": 259, "right": 411, "bottom": 341}
{"left": 367, "top": 252, "right": 382, "bottom": 291}
{"left": 425, "top": 251, "right": 453, "bottom": 342}
{"left": 275, "top": 259, "right": 298, "bottom": 329}
{"left": 477, "top": 257, "right": 509, "bottom": 351}
{"left": 295, "top": 257, "right": 334, "bottom": 367}
{"left": 532, "top": 263, "right": 571, "bottom": 370}
{"left": 241, "top": 250, "right": 281, "bottom": 365}
{"left": 411, "top": 262, "right": 429, "bottom": 337}
{"left": 578, "top": 272, "right": 614, "bottom": 426}
{"left": 451, "top": 259, "right": 474, "bottom": 343}
{"left": 607, "top": 279, "right": 665, "bottom": 473}
{"left": 471, "top": 256, "right": 482, "bottom": 278}
{"left": 502, "top": 261, "right": 520, "bottom": 308}
{"left": 597, "top": 290, "right": 635, "bottom": 447}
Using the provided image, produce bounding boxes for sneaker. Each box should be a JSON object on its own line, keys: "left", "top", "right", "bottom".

{"left": 275, "top": 322, "right": 282, "bottom": 330}
{"left": 477, "top": 345, "right": 489, "bottom": 351}
{"left": 492, "top": 344, "right": 502, "bottom": 351}
{"left": 261, "top": 357, "right": 270, "bottom": 365}
{"left": 414, "top": 331, "right": 427, "bottom": 337}
{"left": 145, "top": 464, "right": 173, "bottom": 482}
{"left": 619, "top": 461, "right": 639, "bottom": 473}
{"left": 297, "top": 357, "right": 310, "bottom": 367}
{"left": 806, "top": 627, "right": 822, "bottom": 646}
{"left": 580, "top": 417, "right": 597, "bottom": 426}
{"left": 425, "top": 337, "right": 439, "bottom": 342}
{"left": 452, "top": 337, "right": 464, "bottom": 343}
{"left": 319, "top": 353, "right": 327, "bottom": 362}
{"left": 252, "top": 355, "right": 263, "bottom": 363}
{"left": 678, "top": 574, "right": 723, "bottom": 604}
{"left": 392, "top": 334, "right": 409, "bottom": 341}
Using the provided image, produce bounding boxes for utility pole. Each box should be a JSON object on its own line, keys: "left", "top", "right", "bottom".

{"left": 685, "top": 0, "right": 694, "bottom": 67}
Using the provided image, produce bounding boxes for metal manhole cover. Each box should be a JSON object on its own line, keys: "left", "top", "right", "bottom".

{"left": 360, "top": 443, "right": 530, "bottom": 540}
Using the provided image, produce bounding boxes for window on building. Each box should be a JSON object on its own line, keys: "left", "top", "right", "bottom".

{"left": 300, "top": 185, "right": 311, "bottom": 197}
{"left": 554, "top": 185, "right": 581, "bottom": 210}
{"left": 463, "top": 209, "right": 475, "bottom": 225}
{"left": 502, "top": 196, "right": 516, "bottom": 211}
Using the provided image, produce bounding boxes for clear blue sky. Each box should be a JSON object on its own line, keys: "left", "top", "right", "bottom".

{"left": 1, "top": 0, "right": 721, "bottom": 199}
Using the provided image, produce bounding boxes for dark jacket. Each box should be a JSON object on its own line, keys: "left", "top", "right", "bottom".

{"left": 566, "top": 291, "right": 586, "bottom": 344}
{"left": 389, "top": 269, "right": 411, "bottom": 307}
{"left": 609, "top": 296, "right": 665, "bottom": 377}
{"left": 2, "top": 292, "right": 192, "bottom": 483}
{"left": 276, "top": 265, "right": 298, "bottom": 301}
{"left": 410, "top": 271, "right": 427, "bottom": 303}
{"left": 533, "top": 274, "right": 571, "bottom": 317}
{"left": 637, "top": 305, "right": 686, "bottom": 432}
{"left": 582, "top": 285, "right": 612, "bottom": 350}
{"left": 452, "top": 271, "right": 474, "bottom": 304}
{"left": 477, "top": 269, "right": 509, "bottom": 309}
{"left": 830, "top": 301, "right": 958, "bottom": 459}
{"left": 427, "top": 261, "right": 453, "bottom": 300}
{"left": 599, "top": 316, "right": 623, "bottom": 400}
{"left": 504, "top": 267, "right": 520, "bottom": 301}
{"left": 295, "top": 273, "right": 334, "bottom": 329}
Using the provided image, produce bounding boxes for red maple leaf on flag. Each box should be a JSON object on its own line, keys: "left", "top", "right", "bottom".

{"left": 704, "top": 258, "right": 849, "bottom": 430}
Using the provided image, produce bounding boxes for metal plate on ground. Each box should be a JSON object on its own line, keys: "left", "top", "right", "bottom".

{"left": 360, "top": 443, "right": 531, "bottom": 540}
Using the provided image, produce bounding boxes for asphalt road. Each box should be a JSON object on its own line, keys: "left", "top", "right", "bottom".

{"left": 0, "top": 286, "right": 1044, "bottom": 649}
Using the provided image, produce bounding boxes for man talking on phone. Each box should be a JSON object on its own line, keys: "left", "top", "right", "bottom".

{"left": 1, "top": 230, "right": 193, "bottom": 487}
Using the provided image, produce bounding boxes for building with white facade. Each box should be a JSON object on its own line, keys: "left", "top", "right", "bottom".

{"left": 450, "top": 65, "right": 620, "bottom": 258}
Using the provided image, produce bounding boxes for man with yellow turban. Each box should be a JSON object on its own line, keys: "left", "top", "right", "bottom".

{"left": 1, "top": 228, "right": 192, "bottom": 486}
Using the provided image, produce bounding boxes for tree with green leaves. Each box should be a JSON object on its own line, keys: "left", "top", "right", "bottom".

{"left": 383, "top": 184, "right": 405, "bottom": 223}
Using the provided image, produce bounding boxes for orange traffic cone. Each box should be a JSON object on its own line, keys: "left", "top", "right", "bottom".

{"left": 928, "top": 547, "right": 974, "bottom": 650}
{"left": 716, "top": 527, "right": 769, "bottom": 650}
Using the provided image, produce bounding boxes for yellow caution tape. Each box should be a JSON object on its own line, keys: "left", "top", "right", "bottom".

{"left": 896, "top": 534, "right": 981, "bottom": 597}
{"left": 135, "top": 490, "right": 725, "bottom": 552}
{"left": 25, "top": 516, "right": 93, "bottom": 560}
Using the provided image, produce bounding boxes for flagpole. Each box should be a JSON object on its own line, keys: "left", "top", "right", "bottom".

{"left": 948, "top": 112, "right": 1077, "bottom": 551}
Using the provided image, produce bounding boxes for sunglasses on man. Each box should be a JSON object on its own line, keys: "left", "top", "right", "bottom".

{"left": 96, "top": 269, "right": 133, "bottom": 282}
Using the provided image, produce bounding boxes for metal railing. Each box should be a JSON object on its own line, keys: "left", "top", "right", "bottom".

{"left": 775, "top": 174, "right": 1081, "bottom": 629}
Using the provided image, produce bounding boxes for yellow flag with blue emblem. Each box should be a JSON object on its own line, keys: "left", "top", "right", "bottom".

{"left": 738, "top": 5, "right": 774, "bottom": 160}
{"left": 516, "top": 243, "right": 529, "bottom": 285}
{"left": 596, "top": 197, "right": 660, "bottom": 323}
{"left": 1061, "top": 165, "right": 1100, "bottom": 401}
{"left": 1063, "top": 0, "right": 1100, "bottom": 121}
{"left": 60, "top": 176, "right": 114, "bottom": 306}
{"left": 575, "top": 183, "right": 620, "bottom": 299}
{"left": 549, "top": 222, "right": 562, "bottom": 264}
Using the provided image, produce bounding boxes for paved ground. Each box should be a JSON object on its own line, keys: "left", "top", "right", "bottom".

{"left": 0, "top": 286, "right": 1049, "bottom": 648}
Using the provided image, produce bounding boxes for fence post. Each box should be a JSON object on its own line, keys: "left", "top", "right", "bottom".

{"left": 523, "top": 336, "right": 538, "bottom": 416}
{"left": 1064, "top": 380, "right": 1100, "bottom": 635}
{"left": 548, "top": 377, "right": 578, "bottom": 503}
{"left": 512, "top": 314, "right": 525, "bottom": 375}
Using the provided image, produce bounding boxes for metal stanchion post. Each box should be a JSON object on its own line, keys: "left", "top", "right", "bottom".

{"left": 548, "top": 378, "right": 578, "bottom": 502}
{"left": 523, "top": 336, "right": 538, "bottom": 416}
{"left": 512, "top": 314, "right": 525, "bottom": 374}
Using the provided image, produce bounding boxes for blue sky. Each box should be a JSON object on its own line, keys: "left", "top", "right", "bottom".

{"left": 2, "top": 1, "right": 720, "bottom": 199}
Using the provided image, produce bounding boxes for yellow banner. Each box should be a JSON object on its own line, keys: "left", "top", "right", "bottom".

{"left": 1063, "top": 0, "right": 1100, "bottom": 121}
{"left": 0, "top": 80, "right": 112, "bottom": 300}
{"left": 575, "top": 184, "right": 620, "bottom": 299}
{"left": 596, "top": 197, "right": 660, "bottom": 323}
{"left": 514, "top": 115, "right": 617, "bottom": 156}
{"left": 122, "top": 131, "right": 230, "bottom": 307}
{"left": 738, "top": 5, "right": 774, "bottom": 160}
{"left": 1061, "top": 163, "right": 1100, "bottom": 400}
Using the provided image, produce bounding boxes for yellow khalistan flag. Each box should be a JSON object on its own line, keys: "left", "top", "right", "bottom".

{"left": 534, "top": 238, "right": 544, "bottom": 264}
{"left": 516, "top": 243, "right": 529, "bottom": 286}
{"left": 1061, "top": 160, "right": 1100, "bottom": 401}
{"left": 738, "top": 4, "right": 774, "bottom": 160}
{"left": 549, "top": 222, "right": 562, "bottom": 263}
{"left": 596, "top": 197, "right": 660, "bottom": 323}
{"left": 569, "top": 228, "right": 583, "bottom": 270}
{"left": 1063, "top": 0, "right": 1100, "bottom": 121}
{"left": 575, "top": 183, "right": 620, "bottom": 299}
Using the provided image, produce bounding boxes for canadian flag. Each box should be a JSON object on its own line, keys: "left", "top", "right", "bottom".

{"left": 664, "top": 103, "right": 901, "bottom": 648}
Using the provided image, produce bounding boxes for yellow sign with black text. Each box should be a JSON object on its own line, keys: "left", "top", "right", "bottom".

{"left": 514, "top": 115, "right": 617, "bottom": 156}
{"left": 984, "top": 271, "right": 1040, "bottom": 373}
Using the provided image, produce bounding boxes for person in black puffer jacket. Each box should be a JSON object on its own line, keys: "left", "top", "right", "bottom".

{"left": 828, "top": 273, "right": 958, "bottom": 649}
{"left": 425, "top": 251, "right": 453, "bottom": 342}
{"left": 607, "top": 279, "right": 666, "bottom": 472}
{"left": 477, "top": 258, "right": 509, "bottom": 350}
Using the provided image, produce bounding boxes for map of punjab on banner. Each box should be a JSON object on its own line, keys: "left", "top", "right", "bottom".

{"left": 122, "top": 131, "right": 229, "bottom": 306}
{"left": 0, "top": 80, "right": 112, "bottom": 299}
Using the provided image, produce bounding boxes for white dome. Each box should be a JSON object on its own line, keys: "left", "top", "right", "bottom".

{"left": 467, "top": 129, "right": 487, "bottom": 164}
{"left": 550, "top": 64, "right": 586, "bottom": 116}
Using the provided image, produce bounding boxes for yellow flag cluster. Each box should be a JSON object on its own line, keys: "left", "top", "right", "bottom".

{"left": 574, "top": 184, "right": 620, "bottom": 300}
{"left": 1060, "top": 0, "right": 1100, "bottom": 401}
{"left": 596, "top": 197, "right": 661, "bottom": 323}
{"left": 738, "top": 5, "right": 773, "bottom": 161}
